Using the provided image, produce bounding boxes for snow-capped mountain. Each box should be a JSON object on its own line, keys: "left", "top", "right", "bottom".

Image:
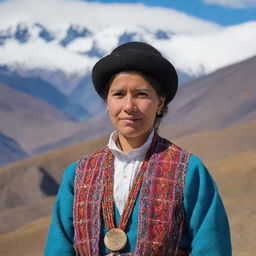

{"left": 0, "top": 0, "right": 255, "bottom": 166}
{"left": 1, "top": 18, "right": 255, "bottom": 85}
{"left": 0, "top": 21, "right": 194, "bottom": 80}
{"left": 2, "top": 18, "right": 256, "bottom": 75}
{"left": 0, "top": 0, "right": 256, "bottom": 78}
{"left": 0, "top": 0, "right": 256, "bottom": 121}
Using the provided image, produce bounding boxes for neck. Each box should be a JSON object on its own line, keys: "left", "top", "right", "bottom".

{"left": 117, "top": 130, "right": 153, "bottom": 153}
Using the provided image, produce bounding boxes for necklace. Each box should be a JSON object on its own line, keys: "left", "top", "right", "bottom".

{"left": 102, "top": 133, "right": 157, "bottom": 252}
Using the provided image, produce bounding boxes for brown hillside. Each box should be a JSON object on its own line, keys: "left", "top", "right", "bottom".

{"left": 0, "top": 133, "right": 28, "bottom": 165}
{"left": 164, "top": 55, "right": 256, "bottom": 136}
{"left": 161, "top": 121, "right": 256, "bottom": 162}
{"left": 0, "top": 83, "right": 89, "bottom": 153}
{"left": 1, "top": 121, "right": 255, "bottom": 214}
{"left": 1, "top": 56, "right": 255, "bottom": 165}
{"left": 2, "top": 121, "right": 255, "bottom": 213}
{"left": 34, "top": 56, "right": 256, "bottom": 156}
{"left": 0, "top": 135, "right": 108, "bottom": 212}
{"left": 0, "top": 216, "right": 50, "bottom": 256}
{"left": 208, "top": 150, "right": 256, "bottom": 256}
{"left": 0, "top": 196, "right": 55, "bottom": 234}
{"left": 0, "top": 149, "right": 255, "bottom": 256}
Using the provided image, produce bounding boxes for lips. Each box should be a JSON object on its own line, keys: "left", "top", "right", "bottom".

{"left": 119, "top": 117, "right": 142, "bottom": 124}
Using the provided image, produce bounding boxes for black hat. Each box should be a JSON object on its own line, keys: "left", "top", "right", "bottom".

{"left": 92, "top": 41, "right": 178, "bottom": 104}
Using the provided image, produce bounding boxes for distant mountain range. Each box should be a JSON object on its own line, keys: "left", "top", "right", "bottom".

{"left": 0, "top": 1, "right": 255, "bottom": 166}
{"left": 0, "top": 3, "right": 255, "bottom": 255}
{"left": 0, "top": 68, "right": 90, "bottom": 121}
{"left": 0, "top": 133, "right": 28, "bottom": 166}
{"left": 0, "top": 54, "right": 255, "bottom": 166}
{"left": 164, "top": 55, "right": 256, "bottom": 136}
{"left": 0, "top": 21, "right": 195, "bottom": 123}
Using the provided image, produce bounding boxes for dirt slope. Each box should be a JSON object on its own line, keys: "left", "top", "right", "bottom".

{"left": 0, "top": 149, "right": 255, "bottom": 256}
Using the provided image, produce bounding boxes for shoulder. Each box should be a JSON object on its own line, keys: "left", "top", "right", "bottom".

{"left": 62, "top": 161, "right": 77, "bottom": 182}
{"left": 187, "top": 154, "right": 207, "bottom": 171}
{"left": 58, "top": 161, "right": 78, "bottom": 192}
{"left": 76, "top": 146, "right": 109, "bottom": 169}
{"left": 160, "top": 136, "right": 191, "bottom": 158}
{"left": 159, "top": 141, "right": 218, "bottom": 193}
{"left": 187, "top": 154, "right": 214, "bottom": 181}
{"left": 63, "top": 152, "right": 99, "bottom": 183}
{"left": 185, "top": 154, "right": 219, "bottom": 196}
{"left": 59, "top": 148, "right": 105, "bottom": 190}
{"left": 159, "top": 136, "right": 208, "bottom": 174}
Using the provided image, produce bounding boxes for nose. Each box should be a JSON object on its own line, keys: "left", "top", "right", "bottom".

{"left": 124, "top": 96, "right": 137, "bottom": 113}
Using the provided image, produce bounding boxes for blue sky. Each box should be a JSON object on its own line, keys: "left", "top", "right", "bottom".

{"left": 0, "top": 0, "right": 255, "bottom": 25}
{"left": 83, "top": 0, "right": 256, "bottom": 25}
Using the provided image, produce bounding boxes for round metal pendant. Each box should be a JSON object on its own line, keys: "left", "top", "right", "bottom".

{"left": 104, "top": 228, "right": 127, "bottom": 252}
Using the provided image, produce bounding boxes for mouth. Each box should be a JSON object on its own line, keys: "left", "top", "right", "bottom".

{"left": 119, "top": 117, "right": 142, "bottom": 124}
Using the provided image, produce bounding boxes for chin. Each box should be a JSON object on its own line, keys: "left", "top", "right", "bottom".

{"left": 117, "top": 127, "right": 150, "bottom": 139}
{"left": 118, "top": 129, "right": 138, "bottom": 138}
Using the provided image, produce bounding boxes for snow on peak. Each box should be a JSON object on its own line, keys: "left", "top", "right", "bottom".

{"left": 0, "top": 0, "right": 220, "bottom": 34}
{"left": 0, "top": 0, "right": 255, "bottom": 76}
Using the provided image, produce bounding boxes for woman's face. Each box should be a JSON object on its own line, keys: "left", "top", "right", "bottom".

{"left": 106, "top": 72, "right": 165, "bottom": 143}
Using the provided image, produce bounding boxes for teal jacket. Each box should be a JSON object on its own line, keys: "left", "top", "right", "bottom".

{"left": 45, "top": 154, "right": 232, "bottom": 255}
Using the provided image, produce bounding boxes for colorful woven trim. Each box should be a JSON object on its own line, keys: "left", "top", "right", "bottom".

{"left": 73, "top": 147, "right": 108, "bottom": 255}
{"left": 102, "top": 133, "right": 158, "bottom": 232}
{"left": 135, "top": 136, "right": 190, "bottom": 256}
{"left": 73, "top": 133, "right": 191, "bottom": 256}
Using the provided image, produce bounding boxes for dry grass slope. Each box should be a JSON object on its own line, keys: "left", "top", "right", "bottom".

{"left": 0, "top": 197, "right": 55, "bottom": 234}
{"left": 0, "top": 135, "right": 108, "bottom": 212}
{"left": 208, "top": 150, "right": 256, "bottom": 256}
{"left": 0, "top": 122, "right": 255, "bottom": 256}
{"left": 0, "top": 216, "right": 51, "bottom": 256}
{"left": 0, "top": 149, "right": 255, "bottom": 256}
{"left": 162, "top": 121, "right": 256, "bottom": 162}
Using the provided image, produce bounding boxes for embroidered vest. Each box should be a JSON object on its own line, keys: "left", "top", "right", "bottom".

{"left": 73, "top": 134, "right": 191, "bottom": 256}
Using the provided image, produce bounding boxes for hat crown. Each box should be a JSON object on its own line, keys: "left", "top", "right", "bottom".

{"left": 92, "top": 41, "right": 178, "bottom": 104}
{"left": 112, "top": 42, "right": 161, "bottom": 56}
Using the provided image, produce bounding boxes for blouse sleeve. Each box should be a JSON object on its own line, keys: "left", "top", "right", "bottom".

{"left": 44, "top": 162, "right": 77, "bottom": 256}
{"left": 182, "top": 154, "right": 232, "bottom": 256}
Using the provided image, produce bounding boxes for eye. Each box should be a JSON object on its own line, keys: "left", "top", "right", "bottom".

{"left": 137, "top": 91, "right": 148, "bottom": 97}
{"left": 112, "top": 91, "right": 124, "bottom": 98}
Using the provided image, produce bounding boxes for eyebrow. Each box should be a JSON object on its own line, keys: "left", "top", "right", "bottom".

{"left": 135, "top": 88, "right": 150, "bottom": 92}
{"left": 109, "top": 89, "right": 124, "bottom": 93}
{"left": 109, "top": 88, "right": 150, "bottom": 92}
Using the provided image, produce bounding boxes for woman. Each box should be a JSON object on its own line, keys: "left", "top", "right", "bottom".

{"left": 45, "top": 42, "right": 232, "bottom": 256}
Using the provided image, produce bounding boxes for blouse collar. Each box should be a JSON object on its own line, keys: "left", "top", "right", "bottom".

{"left": 108, "top": 130, "right": 154, "bottom": 161}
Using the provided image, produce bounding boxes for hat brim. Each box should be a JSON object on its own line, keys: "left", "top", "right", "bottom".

{"left": 92, "top": 49, "right": 178, "bottom": 104}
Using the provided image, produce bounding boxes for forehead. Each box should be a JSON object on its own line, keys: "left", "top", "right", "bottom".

{"left": 109, "top": 72, "right": 154, "bottom": 90}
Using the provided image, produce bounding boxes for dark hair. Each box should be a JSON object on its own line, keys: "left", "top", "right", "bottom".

{"left": 104, "top": 71, "right": 168, "bottom": 131}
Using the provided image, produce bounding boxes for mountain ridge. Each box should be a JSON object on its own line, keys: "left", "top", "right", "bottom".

{"left": 164, "top": 55, "right": 256, "bottom": 134}
{"left": 1, "top": 55, "right": 255, "bottom": 166}
{"left": 0, "top": 133, "right": 28, "bottom": 166}
{"left": 0, "top": 70, "right": 90, "bottom": 121}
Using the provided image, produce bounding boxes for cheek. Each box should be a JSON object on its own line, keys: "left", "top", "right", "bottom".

{"left": 107, "top": 100, "right": 121, "bottom": 116}
{"left": 139, "top": 99, "right": 158, "bottom": 114}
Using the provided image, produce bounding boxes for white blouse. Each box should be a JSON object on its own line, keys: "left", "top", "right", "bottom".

{"left": 108, "top": 130, "right": 154, "bottom": 214}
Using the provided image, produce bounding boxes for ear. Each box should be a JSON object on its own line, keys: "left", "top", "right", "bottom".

{"left": 158, "top": 96, "right": 166, "bottom": 110}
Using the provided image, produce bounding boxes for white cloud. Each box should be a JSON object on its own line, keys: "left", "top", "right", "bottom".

{"left": 0, "top": 0, "right": 220, "bottom": 34}
{"left": 0, "top": 39, "right": 98, "bottom": 74}
{"left": 203, "top": 0, "right": 256, "bottom": 9}
{"left": 66, "top": 38, "right": 93, "bottom": 53}
{"left": 0, "top": 0, "right": 255, "bottom": 77}
{"left": 153, "top": 21, "right": 256, "bottom": 75}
